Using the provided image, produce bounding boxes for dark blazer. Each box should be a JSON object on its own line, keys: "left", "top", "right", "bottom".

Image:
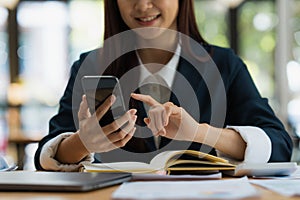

{"left": 34, "top": 45, "right": 293, "bottom": 170}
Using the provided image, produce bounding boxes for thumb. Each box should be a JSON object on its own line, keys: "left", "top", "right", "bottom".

{"left": 78, "top": 95, "right": 91, "bottom": 120}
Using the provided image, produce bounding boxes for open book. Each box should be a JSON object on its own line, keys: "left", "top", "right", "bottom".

{"left": 83, "top": 150, "right": 236, "bottom": 174}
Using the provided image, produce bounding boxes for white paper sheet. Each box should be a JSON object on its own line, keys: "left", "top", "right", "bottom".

{"left": 250, "top": 179, "right": 300, "bottom": 196}
{"left": 112, "top": 177, "right": 259, "bottom": 200}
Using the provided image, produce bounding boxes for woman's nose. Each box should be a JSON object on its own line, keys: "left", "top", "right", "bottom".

{"left": 134, "top": 0, "right": 153, "bottom": 12}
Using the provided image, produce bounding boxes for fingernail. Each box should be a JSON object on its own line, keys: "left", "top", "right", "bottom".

{"left": 162, "top": 128, "right": 166, "bottom": 136}
{"left": 133, "top": 115, "right": 137, "bottom": 121}
{"left": 110, "top": 95, "right": 116, "bottom": 103}
{"left": 130, "top": 109, "right": 137, "bottom": 114}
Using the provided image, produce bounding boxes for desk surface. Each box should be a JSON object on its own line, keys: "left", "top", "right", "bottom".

{"left": 0, "top": 183, "right": 299, "bottom": 200}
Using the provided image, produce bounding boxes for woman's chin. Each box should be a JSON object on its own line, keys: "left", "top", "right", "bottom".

{"left": 133, "top": 27, "right": 166, "bottom": 40}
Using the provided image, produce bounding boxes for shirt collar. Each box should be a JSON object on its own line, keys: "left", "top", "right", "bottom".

{"left": 137, "top": 43, "right": 181, "bottom": 88}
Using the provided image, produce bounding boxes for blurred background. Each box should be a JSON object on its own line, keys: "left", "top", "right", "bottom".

{"left": 0, "top": 0, "right": 299, "bottom": 170}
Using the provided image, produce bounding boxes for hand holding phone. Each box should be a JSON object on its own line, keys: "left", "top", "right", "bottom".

{"left": 81, "top": 76, "right": 127, "bottom": 126}
{"left": 79, "top": 75, "right": 137, "bottom": 153}
{"left": 77, "top": 93, "right": 137, "bottom": 153}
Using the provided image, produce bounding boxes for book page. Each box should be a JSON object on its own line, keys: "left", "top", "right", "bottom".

{"left": 180, "top": 150, "right": 229, "bottom": 163}
{"left": 149, "top": 151, "right": 182, "bottom": 169}
{"left": 131, "top": 172, "right": 222, "bottom": 181}
{"left": 149, "top": 150, "right": 231, "bottom": 170}
{"left": 83, "top": 162, "right": 156, "bottom": 173}
{"left": 168, "top": 160, "right": 235, "bottom": 167}
{"left": 83, "top": 150, "right": 233, "bottom": 173}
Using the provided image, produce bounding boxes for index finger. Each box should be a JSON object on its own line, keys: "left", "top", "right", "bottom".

{"left": 95, "top": 95, "right": 116, "bottom": 121}
{"left": 130, "top": 93, "right": 159, "bottom": 106}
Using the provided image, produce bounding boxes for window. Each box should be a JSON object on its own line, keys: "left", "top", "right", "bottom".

{"left": 0, "top": 7, "right": 9, "bottom": 155}
{"left": 17, "top": 1, "right": 69, "bottom": 107}
{"left": 194, "top": 1, "right": 277, "bottom": 104}
{"left": 12, "top": 1, "right": 70, "bottom": 138}
{"left": 10, "top": 0, "right": 105, "bottom": 170}
{"left": 68, "top": 0, "right": 104, "bottom": 63}
{"left": 238, "top": 1, "right": 276, "bottom": 101}
{"left": 0, "top": 7, "right": 9, "bottom": 105}
{"left": 194, "top": 0, "right": 229, "bottom": 48}
{"left": 287, "top": 0, "right": 300, "bottom": 138}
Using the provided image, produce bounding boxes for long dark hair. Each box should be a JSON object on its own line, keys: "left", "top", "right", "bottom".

{"left": 102, "top": 0, "right": 209, "bottom": 77}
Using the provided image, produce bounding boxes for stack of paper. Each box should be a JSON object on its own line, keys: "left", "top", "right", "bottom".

{"left": 112, "top": 177, "right": 259, "bottom": 200}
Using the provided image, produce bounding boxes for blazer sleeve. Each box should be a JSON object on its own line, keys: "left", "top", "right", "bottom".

{"left": 223, "top": 49, "right": 293, "bottom": 162}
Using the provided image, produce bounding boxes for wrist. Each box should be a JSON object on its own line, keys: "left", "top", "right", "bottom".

{"left": 195, "top": 123, "right": 224, "bottom": 149}
{"left": 74, "top": 131, "right": 90, "bottom": 156}
{"left": 195, "top": 123, "right": 210, "bottom": 143}
{"left": 55, "top": 131, "right": 90, "bottom": 164}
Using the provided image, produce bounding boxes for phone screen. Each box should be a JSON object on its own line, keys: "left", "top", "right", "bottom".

{"left": 82, "top": 76, "right": 126, "bottom": 126}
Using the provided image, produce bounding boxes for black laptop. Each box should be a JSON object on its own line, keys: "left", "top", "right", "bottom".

{"left": 0, "top": 171, "right": 131, "bottom": 192}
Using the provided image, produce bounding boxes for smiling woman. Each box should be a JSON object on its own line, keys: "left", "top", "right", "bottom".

{"left": 34, "top": 0, "right": 293, "bottom": 172}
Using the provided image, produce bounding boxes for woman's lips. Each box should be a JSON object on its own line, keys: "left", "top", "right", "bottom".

{"left": 135, "top": 15, "right": 160, "bottom": 26}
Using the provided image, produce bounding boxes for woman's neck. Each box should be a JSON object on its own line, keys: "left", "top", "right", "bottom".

{"left": 137, "top": 32, "right": 178, "bottom": 73}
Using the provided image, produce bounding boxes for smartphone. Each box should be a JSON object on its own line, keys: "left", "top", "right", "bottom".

{"left": 81, "top": 75, "right": 126, "bottom": 126}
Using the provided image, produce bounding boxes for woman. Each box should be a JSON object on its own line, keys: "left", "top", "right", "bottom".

{"left": 34, "top": 0, "right": 293, "bottom": 171}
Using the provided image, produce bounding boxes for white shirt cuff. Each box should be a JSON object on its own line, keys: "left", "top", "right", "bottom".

{"left": 39, "top": 132, "right": 94, "bottom": 171}
{"left": 217, "top": 126, "right": 272, "bottom": 164}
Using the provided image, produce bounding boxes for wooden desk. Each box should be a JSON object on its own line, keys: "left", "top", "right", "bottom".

{"left": 0, "top": 183, "right": 299, "bottom": 200}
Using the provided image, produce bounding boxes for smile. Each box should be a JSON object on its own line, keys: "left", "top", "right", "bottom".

{"left": 137, "top": 15, "right": 160, "bottom": 22}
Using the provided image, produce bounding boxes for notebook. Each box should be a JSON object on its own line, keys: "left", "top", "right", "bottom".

{"left": 0, "top": 171, "right": 131, "bottom": 192}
